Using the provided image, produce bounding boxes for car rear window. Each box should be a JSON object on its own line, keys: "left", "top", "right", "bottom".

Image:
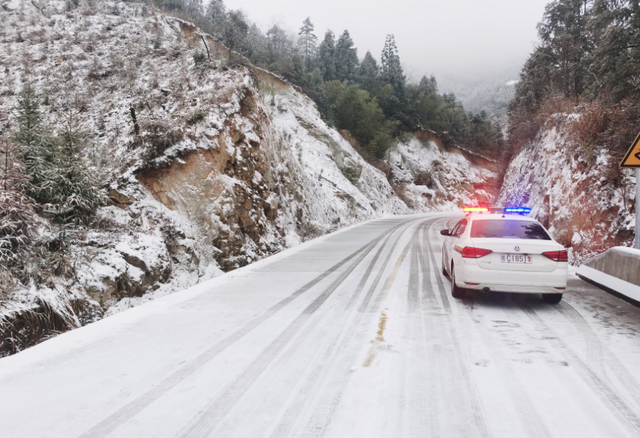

{"left": 470, "top": 220, "right": 551, "bottom": 240}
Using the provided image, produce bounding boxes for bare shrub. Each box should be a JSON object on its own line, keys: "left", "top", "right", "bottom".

{"left": 0, "top": 297, "right": 80, "bottom": 357}
{"left": 566, "top": 102, "right": 610, "bottom": 164}
{"left": 508, "top": 95, "right": 577, "bottom": 156}
{"left": 135, "top": 119, "right": 184, "bottom": 167}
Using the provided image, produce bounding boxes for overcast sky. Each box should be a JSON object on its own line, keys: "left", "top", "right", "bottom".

{"left": 223, "top": 0, "right": 551, "bottom": 81}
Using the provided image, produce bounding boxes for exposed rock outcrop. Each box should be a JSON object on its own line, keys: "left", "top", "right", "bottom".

{"left": 498, "top": 116, "right": 636, "bottom": 263}
{"left": 386, "top": 137, "right": 499, "bottom": 210}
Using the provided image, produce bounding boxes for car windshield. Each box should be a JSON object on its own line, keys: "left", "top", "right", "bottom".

{"left": 470, "top": 219, "right": 551, "bottom": 240}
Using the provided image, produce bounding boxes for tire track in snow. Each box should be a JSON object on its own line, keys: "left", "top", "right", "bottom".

{"left": 518, "top": 302, "right": 640, "bottom": 437}
{"left": 213, "top": 237, "right": 387, "bottom": 438}
{"left": 423, "top": 221, "right": 490, "bottom": 438}
{"left": 417, "top": 220, "right": 437, "bottom": 308}
{"left": 554, "top": 301, "right": 640, "bottom": 411}
{"left": 360, "top": 221, "right": 426, "bottom": 436}
{"left": 356, "top": 224, "right": 408, "bottom": 314}
{"left": 179, "top": 240, "right": 380, "bottom": 438}
{"left": 457, "top": 298, "right": 552, "bottom": 438}
{"left": 406, "top": 226, "right": 421, "bottom": 312}
{"left": 283, "top": 219, "right": 437, "bottom": 437}
{"left": 300, "top": 219, "right": 426, "bottom": 437}
{"left": 177, "top": 218, "right": 422, "bottom": 438}
{"left": 77, "top": 224, "right": 391, "bottom": 438}
{"left": 264, "top": 218, "right": 427, "bottom": 438}
{"left": 415, "top": 221, "right": 449, "bottom": 437}
{"left": 425, "top": 221, "right": 452, "bottom": 314}
{"left": 555, "top": 302, "right": 606, "bottom": 376}
{"left": 401, "top": 222, "right": 438, "bottom": 437}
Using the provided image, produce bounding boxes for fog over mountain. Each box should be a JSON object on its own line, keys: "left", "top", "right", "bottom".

{"left": 224, "top": 0, "right": 550, "bottom": 80}
{"left": 437, "top": 66, "right": 521, "bottom": 118}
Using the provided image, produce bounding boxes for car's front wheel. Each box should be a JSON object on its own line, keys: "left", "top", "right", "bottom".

{"left": 450, "top": 263, "right": 466, "bottom": 299}
{"left": 542, "top": 294, "right": 562, "bottom": 304}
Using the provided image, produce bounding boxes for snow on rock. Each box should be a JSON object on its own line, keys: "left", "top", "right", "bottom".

{"left": 498, "top": 116, "right": 636, "bottom": 264}
{"left": 387, "top": 135, "right": 499, "bottom": 211}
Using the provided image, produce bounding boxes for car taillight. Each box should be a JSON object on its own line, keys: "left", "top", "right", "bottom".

{"left": 542, "top": 250, "right": 568, "bottom": 262}
{"left": 461, "top": 247, "right": 493, "bottom": 259}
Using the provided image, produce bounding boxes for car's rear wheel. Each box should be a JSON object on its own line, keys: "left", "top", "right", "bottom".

{"left": 450, "top": 263, "right": 466, "bottom": 299}
{"left": 542, "top": 294, "right": 562, "bottom": 304}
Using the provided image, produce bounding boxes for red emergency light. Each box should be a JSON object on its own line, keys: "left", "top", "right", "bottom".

{"left": 463, "top": 207, "right": 489, "bottom": 213}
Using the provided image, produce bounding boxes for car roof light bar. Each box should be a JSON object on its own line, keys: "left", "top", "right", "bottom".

{"left": 463, "top": 207, "right": 489, "bottom": 213}
{"left": 463, "top": 206, "right": 532, "bottom": 215}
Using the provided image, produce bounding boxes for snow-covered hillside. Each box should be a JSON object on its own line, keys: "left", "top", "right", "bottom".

{"left": 388, "top": 136, "right": 498, "bottom": 211}
{"left": 499, "top": 115, "right": 636, "bottom": 264}
{"left": 0, "top": 0, "right": 495, "bottom": 356}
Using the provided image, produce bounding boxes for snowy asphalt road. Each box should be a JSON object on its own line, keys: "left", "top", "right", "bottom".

{"left": 2, "top": 213, "right": 640, "bottom": 438}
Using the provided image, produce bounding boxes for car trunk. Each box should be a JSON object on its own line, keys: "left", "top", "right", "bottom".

{"left": 470, "top": 238, "right": 559, "bottom": 272}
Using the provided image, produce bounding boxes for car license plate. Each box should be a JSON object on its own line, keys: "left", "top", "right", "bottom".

{"left": 500, "top": 254, "right": 532, "bottom": 264}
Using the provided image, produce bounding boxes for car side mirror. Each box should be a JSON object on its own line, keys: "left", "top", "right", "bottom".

{"left": 440, "top": 229, "right": 450, "bottom": 236}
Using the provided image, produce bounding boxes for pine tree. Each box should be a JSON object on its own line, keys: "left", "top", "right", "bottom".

{"left": 591, "top": 0, "right": 640, "bottom": 101}
{"left": 224, "top": 11, "right": 248, "bottom": 63}
{"left": 380, "top": 34, "right": 405, "bottom": 93}
{"left": 317, "top": 30, "right": 337, "bottom": 81}
{"left": 184, "top": 0, "right": 203, "bottom": 17}
{"left": 298, "top": 17, "right": 318, "bottom": 71}
{"left": 289, "top": 54, "right": 306, "bottom": 84}
{"left": 205, "top": 0, "right": 227, "bottom": 39}
{"left": 266, "top": 25, "right": 293, "bottom": 73}
{"left": 418, "top": 75, "right": 438, "bottom": 95}
{"left": 13, "top": 86, "right": 104, "bottom": 225}
{"left": 12, "top": 84, "right": 49, "bottom": 191}
{"left": 48, "top": 112, "right": 105, "bottom": 224}
{"left": 537, "top": 0, "right": 593, "bottom": 99}
{"left": 378, "top": 34, "right": 406, "bottom": 124}
{"left": 335, "top": 30, "right": 358, "bottom": 82}
{"left": 12, "top": 84, "right": 42, "bottom": 153}
{"left": 0, "top": 139, "right": 40, "bottom": 263}
{"left": 357, "top": 51, "right": 380, "bottom": 95}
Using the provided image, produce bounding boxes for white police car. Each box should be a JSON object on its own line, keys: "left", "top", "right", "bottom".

{"left": 441, "top": 207, "right": 568, "bottom": 302}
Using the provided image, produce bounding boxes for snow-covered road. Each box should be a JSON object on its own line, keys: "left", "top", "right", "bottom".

{"left": 2, "top": 213, "right": 640, "bottom": 438}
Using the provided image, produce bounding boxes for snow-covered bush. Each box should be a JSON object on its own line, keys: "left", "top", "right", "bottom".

{"left": 14, "top": 85, "right": 106, "bottom": 225}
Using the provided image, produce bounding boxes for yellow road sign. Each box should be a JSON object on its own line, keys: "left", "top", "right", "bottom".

{"left": 620, "top": 131, "right": 640, "bottom": 168}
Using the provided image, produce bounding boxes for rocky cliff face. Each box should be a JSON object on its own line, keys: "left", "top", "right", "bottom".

{"left": 387, "top": 132, "right": 499, "bottom": 211}
{"left": 498, "top": 115, "right": 636, "bottom": 263}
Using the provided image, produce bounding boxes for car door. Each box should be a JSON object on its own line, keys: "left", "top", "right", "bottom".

{"left": 444, "top": 218, "right": 467, "bottom": 275}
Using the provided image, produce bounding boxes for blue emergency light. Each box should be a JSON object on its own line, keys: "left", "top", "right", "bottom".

{"left": 504, "top": 207, "right": 531, "bottom": 214}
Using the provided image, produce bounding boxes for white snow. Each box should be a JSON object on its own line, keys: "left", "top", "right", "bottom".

{"left": 2, "top": 214, "right": 640, "bottom": 438}
{"left": 609, "top": 245, "right": 640, "bottom": 256}
{"left": 577, "top": 265, "right": 640, "bottom": 303}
